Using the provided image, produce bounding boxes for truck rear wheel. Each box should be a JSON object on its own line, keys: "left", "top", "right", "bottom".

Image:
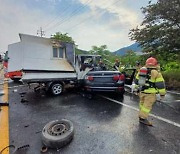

{"left": 50, "top": 83, "right": 63, "bottom": 96}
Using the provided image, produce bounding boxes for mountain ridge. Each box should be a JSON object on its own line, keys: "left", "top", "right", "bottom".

{"left": 113, "top": 43, "right": 142, "bottom": 55}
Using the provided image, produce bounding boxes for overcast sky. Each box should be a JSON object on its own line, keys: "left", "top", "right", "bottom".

{"left": 0, "top": 0, "right": 156, "bottom": 54}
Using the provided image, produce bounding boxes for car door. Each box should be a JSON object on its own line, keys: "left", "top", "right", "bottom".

{"left": 122, "top": 68, "right": 136, "bottom": 85}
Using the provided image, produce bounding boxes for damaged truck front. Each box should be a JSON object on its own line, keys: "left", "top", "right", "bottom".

{"left": 8, "top": 34, "right": 77, "bottom": 95}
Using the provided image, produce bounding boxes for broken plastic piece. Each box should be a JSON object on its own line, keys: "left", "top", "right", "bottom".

{"left": 41, "top": 146, "right": 48, "bottom": 153}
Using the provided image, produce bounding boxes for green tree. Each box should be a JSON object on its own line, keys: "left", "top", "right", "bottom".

{"left": 51, "top": 32, "right": 74, "bottom": 43}
{"left": 129, "top": 0, "right": 180, "bottom": 56}
{"left": 89, "top": 45, "right": 122, "bottom": 68}
{"left": 89, "top": 45, "right": 110, "bottom": 56}
{"left": 120, "top": 50, "right": 140, "bottom": 68}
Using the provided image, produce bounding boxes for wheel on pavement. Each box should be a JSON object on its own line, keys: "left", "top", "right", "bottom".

{"left": 42, "top": 119, "right": 74, "bottom": 149}
{"left": 50, "top": 83, "right": 63, "bottom": 96}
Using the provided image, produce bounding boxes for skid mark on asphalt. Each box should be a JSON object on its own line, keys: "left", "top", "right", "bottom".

{"left": 101, "top": 95, "right": 180, "bottom": 128}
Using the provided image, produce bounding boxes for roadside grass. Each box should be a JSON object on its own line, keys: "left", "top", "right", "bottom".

{"left": 162, "top": 70, "right": 180, "bottom": 91}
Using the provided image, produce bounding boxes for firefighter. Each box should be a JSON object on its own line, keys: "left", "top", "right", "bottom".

{"left": 98, "top": 60, "right": 106, "bottom": 71}
{"left": 134, "top": 61, "right": 142, "bottom": 80}
{"left": 135, "top": 57, "right": 166, "bottom": 126}
{"left": 135, "top": 61, "right": 141, "bottom": 71}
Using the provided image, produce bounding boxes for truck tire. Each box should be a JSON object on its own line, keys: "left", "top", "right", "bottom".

{"left": 42, "top": 119, "right": 74, "bottom": 149}
{"left": 50, "top": 83, "right": 63, "bottom": 96}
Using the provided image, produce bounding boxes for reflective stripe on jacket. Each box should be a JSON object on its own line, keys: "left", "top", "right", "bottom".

{"left": 135, "top": 68, "right": 166, "bottom": 95}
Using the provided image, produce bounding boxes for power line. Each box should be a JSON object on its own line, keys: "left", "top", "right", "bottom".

{"left": 45, "top": 0, "right": 93, "bottom": 32}
{"left": 37, "top": 27, "right": 45, "bottom": 37}
{"left": 43, "top": 3, "right": 73, "bottom": 30}
{"left": 65, "top": 0, "right": 122, "bottom": 32}
{"left": 45, "top": 0, "right": 92, "bottom": 31}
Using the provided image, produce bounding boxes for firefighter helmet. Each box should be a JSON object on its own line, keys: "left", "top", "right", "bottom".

{"left": 146, "top": 57, "right": 157, "bottom": 66}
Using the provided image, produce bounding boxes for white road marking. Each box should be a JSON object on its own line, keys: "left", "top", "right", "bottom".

{"left": 167, "top": 91, "right": 180, "bottom": 95}
{"left": 101, "top": 95, "right": 180, "bottom": 128}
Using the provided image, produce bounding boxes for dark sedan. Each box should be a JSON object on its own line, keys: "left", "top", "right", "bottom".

{"left": 83, "top": 70, "right": 125, "bottom": 95}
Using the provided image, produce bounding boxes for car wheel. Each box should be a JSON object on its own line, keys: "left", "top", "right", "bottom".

{"left": 42, "top": 119, "right": 74, "bottom": 149}
{"left": 50, "top": 83, "right": 63, "bottom": 96}
{"left": 11, "top": 78, "right": 21, "bottom": 82}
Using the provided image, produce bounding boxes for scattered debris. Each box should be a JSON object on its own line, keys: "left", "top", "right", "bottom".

{"left": 0, "top": 144, "right": 29, "bottom": 154}
{"left": 24, "top": 125, "right": 29, "bottom": 128}
{"left": 41, "top": 146, "right": 48, "bottom": 153}
{"left": 162, "top": 138, "right": 167, "bottom": 143}
{"left": 79, "top": 92, "right": 94, "bottom": 99}
{"left": 19, "top": 92, "right": 27, "bottom": 95}
{"left": 0, "top": 102, "right": 9, "bottom": 106}
{"left": 17, "top": 144, "right": 30, "bottom": 151}
{"left": 35, "top": 130, "right": 42, "bottom": 134}
{"left": 0, "top": 145, "right": 16, "bottom": 154}
{"left": 21, "top": 98, "right": 29, "bottom": 103}
{"left": 13, "top": 89, "right": 18, "bottom": 92}
{"left": 149, "top": 149, "right": 153, "bottom": 152}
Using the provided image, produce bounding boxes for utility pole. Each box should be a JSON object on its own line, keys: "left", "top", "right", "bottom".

{"left": 37, "top": 27, "right": 45, "bottom": 37}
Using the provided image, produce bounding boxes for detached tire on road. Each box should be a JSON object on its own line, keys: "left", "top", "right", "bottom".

{"left": 42, "top": 119, "right": 74, "bottom": 149}
{"left": 50, "top": 82, "right": 63, "bottom": 96}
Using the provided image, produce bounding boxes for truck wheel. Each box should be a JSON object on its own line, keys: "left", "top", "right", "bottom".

{"left": 11, "top": 78, "right": 21, "bottom": 82}
{"left": 50, "top": 83, "right": 63, "bottom": 95}
{"left": 42, "top": 119, "right": 74, "bottom": 149}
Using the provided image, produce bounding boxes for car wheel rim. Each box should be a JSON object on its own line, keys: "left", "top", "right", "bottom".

{"left": 52, "top": 84, "right": 62, "bottom": 95}
{"left": 48, "top": 123, "right": 70, "bottom": 136}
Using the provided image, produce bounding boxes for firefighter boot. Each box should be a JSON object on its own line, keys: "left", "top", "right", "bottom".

{"left": 139, "top": 118, "right": 153, "bottom": 126}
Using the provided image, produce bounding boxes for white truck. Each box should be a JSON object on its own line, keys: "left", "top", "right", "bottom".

{"left": 8, "top": 34, "right": 77, "bottom": 95}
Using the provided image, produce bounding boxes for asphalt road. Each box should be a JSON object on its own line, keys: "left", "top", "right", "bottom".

{"left": 5, "top": 81, "right": 180, "bottom": 154}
